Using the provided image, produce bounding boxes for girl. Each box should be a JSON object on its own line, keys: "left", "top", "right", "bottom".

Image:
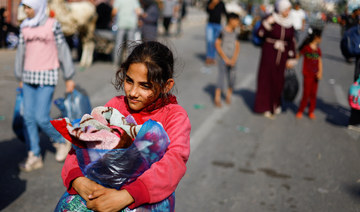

{"left": 296, "top": 28, "right": 323, "bottom": 119}
{"left": 14, "top": 0, "right": 75, "bottom": 171}
{"left": 61, "top": 41, "right": 191, "bottom": 211}
{"left": 214, "top": 12, "right": 241, "bottom": 107}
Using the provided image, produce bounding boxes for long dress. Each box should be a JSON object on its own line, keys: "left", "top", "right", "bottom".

{"left": 254, "top": 18, "right": 295, "bottom": 114}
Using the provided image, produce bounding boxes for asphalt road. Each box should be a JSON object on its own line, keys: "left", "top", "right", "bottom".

{"left": 1, "top": 7, "right": 360, "bottom": 212}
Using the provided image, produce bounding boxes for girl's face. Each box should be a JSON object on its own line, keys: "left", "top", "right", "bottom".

{"left": 124, "top": 63, "right": 161, "bottom": 111}
{"left": 23, "top": 5, "right": 35, "bottom": 18}
{"left": 229, "top": 18, "right": 240, "bottom": 29}
{"left": 281, "top": 7, "right": 291, "bottom": 18}
{"left": 314, "top": 36, "right": 322, "bottom": 44}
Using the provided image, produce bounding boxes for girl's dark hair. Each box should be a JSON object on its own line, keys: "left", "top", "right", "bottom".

{"left": 226, "top": 12, "right": 240, "bottom": 22}
{"left": 113, "top": 41, "right": 174, "bottom": 94}
{"left": 298, "top": 28, "right": 322, "bottom": 52}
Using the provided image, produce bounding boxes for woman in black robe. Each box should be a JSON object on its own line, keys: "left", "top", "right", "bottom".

{"left": 254, "top": 0, "right": 296, "bottom": 119}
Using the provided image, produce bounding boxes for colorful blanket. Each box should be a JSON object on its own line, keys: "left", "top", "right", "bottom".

{"left": 51, "top": 106, "right": 174, "bottom": 212}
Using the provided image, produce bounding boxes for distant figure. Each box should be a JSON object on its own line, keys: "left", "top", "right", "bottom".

{"left": 214, "top": 13, "right": 240, "bottom": 107}
{"left": 295, "top": 28, "right": 323, "bottom": 120}
{"left": 205, "top": 0, "right": 227, "bottom": 65}
{"left": 253, "top": 0, "right": 296, "bottom": 119}
{"left": 290, "top": 1, "right": 306, "bottom": 42}
{"left": 0, "top": 7, "right": 7, "bottom": 48}
{"left": 14, "top": 0, "right": 75, "bottom": 172}
{"left": 175, "top": 0, "right": 187, "bottom": 36}
{"left": 112, "top": 0, "right": 141, "bottom": 67}
{"left": 0, "top": 7, "right": 19, "bottom": 48}
{"left": 344, "top": 8, "right": 360, "bottom": 32}
{"left": 95, "top": 0, "right": 113, "bottom": 30}
{"left": 162, "top": 0, "right": 178, "bottom": 36}
{"left": 139, "top": 0, "right": 160, "bottom": 41}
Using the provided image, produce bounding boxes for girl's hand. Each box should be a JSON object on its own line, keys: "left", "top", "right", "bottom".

{"left": 224, "top": 58, "right": 232, "bottom": 66}
{"left": 65, "top": 79, "right": 75, "bottom": 93}
{"left": 72, "top": 177, "right": 104, "bottom": 202}
{"left": 317, "top": 72, "right": 322, "bottom": 80}
{"left": 87, "top": 188, "right": 134, "bottom": 212}
{"left": 19, "top": 81, "right": 23, "bottom": 88}
{"left": 265, "top": 15, "right": 275, "bottom": 25}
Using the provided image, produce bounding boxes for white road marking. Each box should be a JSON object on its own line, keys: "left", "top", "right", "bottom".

{"left": 334, "top": 84, "right": 349, "bottom": 108}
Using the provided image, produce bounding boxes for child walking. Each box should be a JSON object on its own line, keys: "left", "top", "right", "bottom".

{"left": 214, "top": 12, "right": 241, "bottom": 107}
{"left": 60, "top": 41, "right": 191, "bottom": 211}
{"left": 296, "top": 28, "right": 323, "bottom": 119}
{"left": 14, "top": 0, "right": 75, "bottom": 171}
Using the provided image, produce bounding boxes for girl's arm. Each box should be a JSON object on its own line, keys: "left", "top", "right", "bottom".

{"left": 317, "top": 57, "right": 323, "bottom": 80}
{"left": 123, "top": 108, "right": 191, "bottom": 207}
{"left": 14, "top": 31, "right": 25, "bottom": 81}
{"left": 53, "top": 20, "right": 75, "bottom": 83}
{"left": 215, "top": 35, "right": 230, "bottom": 64}
{"left": 86, "top": 107, "right": 191, "bottom": 211}
{"left": 230, "top": 39, "right": 240, "bottom": 66}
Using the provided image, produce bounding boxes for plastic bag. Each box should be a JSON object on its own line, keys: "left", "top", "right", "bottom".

{"left": 54, "top": 119, "right": 175, "bottom": 212}
{"left": 283, "top": 69, "right": 299, "bottom": 102}
{"left": 252, "top": 20, "right": 264, "bottom": 47}
{"left": 12, "top": 87, "right": 26, "bottom": 142}
{"left": 54, "top": 88, "right": 92, "bottom": 123}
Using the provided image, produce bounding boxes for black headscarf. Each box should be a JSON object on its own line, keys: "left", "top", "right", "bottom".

{"left": 0, "top": 8, "right": 6, "bottom": 25}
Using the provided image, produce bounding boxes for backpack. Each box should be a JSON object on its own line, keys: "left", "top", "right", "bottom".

{"left": 340, "top": 25, "right": 360, "bottom": 58}
{"left": 252, "top": 20, "right": 264, "bottom": 47}
{"left": 349, "top": 76, "right": 360, "bottom": 110}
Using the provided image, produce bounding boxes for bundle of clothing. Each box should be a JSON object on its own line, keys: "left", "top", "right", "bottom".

{"left": 51, "top": 106, "right": 174, "bottom": 212}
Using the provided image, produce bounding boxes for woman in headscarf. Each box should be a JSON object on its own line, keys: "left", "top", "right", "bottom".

{"left": 253, "top": 0, "right": 296, "bottom": 119}
{"left": 14, "top": 0, "right": 76, "bottom": 171}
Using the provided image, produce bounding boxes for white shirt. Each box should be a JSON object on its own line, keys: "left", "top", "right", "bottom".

{"left": 290, "top": 8, "right": 306, "bottom": 30}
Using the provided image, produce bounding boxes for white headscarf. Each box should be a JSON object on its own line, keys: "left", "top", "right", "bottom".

{"left": 273, "top": 0, "right": 293, "bottom": 28}
{"left": 20, "top": 0, "right": 47, "bottom": 28}
{"left": 275, "top": 0, "right": 291, "bottom": 14}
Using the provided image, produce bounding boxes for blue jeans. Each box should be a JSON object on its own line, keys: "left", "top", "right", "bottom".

{"left": 206, "top": 23, "right": 222, "bottom": 59}
{"left": 23, "top": 83, "right": 65, "bottom": 156}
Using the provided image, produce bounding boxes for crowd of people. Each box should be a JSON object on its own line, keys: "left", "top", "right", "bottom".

{"left": 205, "top": 0, "right": 323, "bottom": 120}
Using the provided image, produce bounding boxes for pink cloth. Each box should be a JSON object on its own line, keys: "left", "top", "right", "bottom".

{"left": 22, "top": 18, "right": 60, "bottom": 71}
{"left": 61, "top": 96, "right": 191, "bottom": 208}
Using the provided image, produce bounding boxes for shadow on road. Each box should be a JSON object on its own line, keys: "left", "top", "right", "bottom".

{"left": 0, "top": 135, "right": 56, "bottom": 210}
{"left": 343, "top": 183, "right": 360, "bottom": 203}
{"left": 316, "top": 98, "right": 350, "bottom": 127}
{"left": 0, "top": 138, "right": 27, "bottom": 210}
{"left": 203, "top": 83, "right": 216, "bottom": 103}
{"left": 231, "top": 89, "right": 350, "bottom": 127}
{"left": 233, "top": 89, "right": 255, "bottom": 112}
{"left": 195, "top": 53, "right": 206, "bottom": 63}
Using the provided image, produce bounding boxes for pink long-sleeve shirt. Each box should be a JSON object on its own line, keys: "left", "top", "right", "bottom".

{"left": 61, "top": 95, "right": 191, "bottom": 209}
